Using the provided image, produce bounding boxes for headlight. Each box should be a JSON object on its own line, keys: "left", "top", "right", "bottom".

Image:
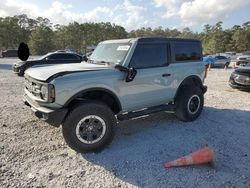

{"left": 15, "top": 62, "right": 25, "bottom": 67}
{"left": 245, "top": 77, "right": 250, "bottom": 82}
{"left": 40, "top": 84, "right": 55, "bottom": 102}
{"left": 40, "top": 85, "right": 48, "bottom": 100}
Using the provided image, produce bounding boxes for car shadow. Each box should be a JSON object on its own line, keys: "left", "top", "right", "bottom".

{"left": 81, "top": 106, "right": 250, "bottom": 187}
{"left": 0, "top": 63, "right": 12, "bottom": 70}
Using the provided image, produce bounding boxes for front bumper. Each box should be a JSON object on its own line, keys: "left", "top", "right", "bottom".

{"left": 12, "top": 65, "right": 21, "bottom": 73}
{"left": 23, "top": 94, "right": 68, "bottom": 127}
{"left": 236, "top": 61, "right": 250, "bottom": 66}
{"left": 229, "top": 78, "right": 250, "bottom": 91}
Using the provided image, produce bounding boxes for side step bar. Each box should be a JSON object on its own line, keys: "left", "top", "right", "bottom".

{"left": 117, "top": 104, "right": 176, "bottom": 121}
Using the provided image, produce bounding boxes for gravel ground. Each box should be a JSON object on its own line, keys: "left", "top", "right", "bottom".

{"left": 0, "top": 58, "right": 250, "bottom": 188}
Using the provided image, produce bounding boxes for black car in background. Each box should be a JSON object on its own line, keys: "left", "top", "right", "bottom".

{"left": 12, "top": 52, "right": 83, "bottom": 76}
{"left": 229, "top": 66, "right": 250, "bottom": 91}
{"left": 2, "top": 49, "right": 18, "bottom": 57}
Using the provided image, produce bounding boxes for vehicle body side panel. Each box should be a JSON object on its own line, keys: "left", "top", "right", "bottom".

{"left": 24, "top": 37, "right": 205, "bottom": 114}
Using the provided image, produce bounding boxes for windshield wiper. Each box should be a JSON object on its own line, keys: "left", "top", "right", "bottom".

{"left": 98, "top": 61, "right": 111, "bottom": 65}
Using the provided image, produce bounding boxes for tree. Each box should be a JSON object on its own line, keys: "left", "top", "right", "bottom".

{"left": 178, "top": 27, "right": 199, "bottom": 39}
{"left": 29, "top": 26, "right": 55, "bottom": 55}
{"left": 0, "top": 16, "right": 21, "bottom": 49}
{"left": 232, "top": 28, "right": 248, "bottom": 51}
{"left": 0, "top": 15, "right": 249, "bottom": 54}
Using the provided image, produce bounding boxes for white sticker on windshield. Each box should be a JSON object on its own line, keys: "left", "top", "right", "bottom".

{"left": 117, "top": 45, "right": 130, "bottom": 51}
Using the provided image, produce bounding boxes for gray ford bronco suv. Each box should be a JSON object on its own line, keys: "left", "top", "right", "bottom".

{"left": 23, "top": 37, "right": 207, "bottom": 152}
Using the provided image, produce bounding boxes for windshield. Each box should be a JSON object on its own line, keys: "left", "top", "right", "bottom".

{"left": 38, "top": 53, "right": 50, "bottom": 60}
{"left": 89, "top": 43, "right": 131, "bottom": 65}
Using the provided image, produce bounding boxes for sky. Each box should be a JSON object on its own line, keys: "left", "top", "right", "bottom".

{"left": 0, "top": 0, "right": 250, "bottom": 31}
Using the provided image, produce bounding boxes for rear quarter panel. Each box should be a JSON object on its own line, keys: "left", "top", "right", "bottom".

{"left": 169, "top": 61, "right": 205, "bottom": 90}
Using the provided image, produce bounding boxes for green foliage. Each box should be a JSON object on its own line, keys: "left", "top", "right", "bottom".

{"left": 29, "top": 27, "right": 55, "bottom": 55}
{"left": 0, "top": 15, "right": 249, "bottom": 55}
{"left": 0, "top": 16, "right": 22, "bottom": 49}
{"left": 200, "top": 21, "right": 250, "bottom": 54}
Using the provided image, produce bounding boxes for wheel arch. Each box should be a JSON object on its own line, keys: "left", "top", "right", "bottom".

{"left": 64, "top": 87, "right": 122, "bottom": 114}
{"left": 174, "top": 75, "right": 204, "bottom": 102}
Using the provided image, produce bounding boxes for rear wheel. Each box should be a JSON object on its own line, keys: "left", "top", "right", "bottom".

{"left": 175, "top": 86, "right": 204, "bottom": 122}
{"left": 62, "top": 101, "right": 116, "bottom": 153}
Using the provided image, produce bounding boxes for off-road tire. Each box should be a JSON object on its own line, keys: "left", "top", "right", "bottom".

{"left": 175, "top": 86, "right": 204, "bottom": 122}
{"left": 62, "top": 100, "right": 116, "bottom": 153}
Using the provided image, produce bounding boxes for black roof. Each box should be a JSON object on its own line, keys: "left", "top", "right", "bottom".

{"left": 137, "top": 36, "right": 200, "bottom": 43}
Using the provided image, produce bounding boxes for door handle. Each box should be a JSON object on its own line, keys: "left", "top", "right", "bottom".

{"left": 162, "top": 73, "right": 171, "bottom": 77}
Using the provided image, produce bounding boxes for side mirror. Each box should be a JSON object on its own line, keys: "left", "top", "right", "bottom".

{"left": 126, "top": 67, "right": 137, "bottom": 82}
{"left": 83, "top": 55, "right": 88, "bottom": 62}
{"left": 114, "top": 64, "right": 128, "bottom": 72}
{"left": 114, "top": 64, "right": 137, "bottom": 82}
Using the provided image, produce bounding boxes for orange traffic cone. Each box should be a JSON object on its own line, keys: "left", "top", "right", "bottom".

{"left": 224, "top": 64, "right": 227, "bottom": 70}
{"left": 232, "top": 62, "right": 236, "bottom": 69}
{"left": 164, "top": 146, "right": 214, "bottom": 168}
{"left": 204, "top": 65, "right": 208, "bottom": 78}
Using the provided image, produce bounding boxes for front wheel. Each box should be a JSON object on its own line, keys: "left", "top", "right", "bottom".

{"left": 62, "top": 101, "right": 116, "bottom": 153}
{"left": 175, "top": 87, "right": 204, "bottom": 122}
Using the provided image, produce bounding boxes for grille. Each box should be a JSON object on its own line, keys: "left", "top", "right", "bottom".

{"left": 24, "top": 78, "right": 41, "bottom": 98}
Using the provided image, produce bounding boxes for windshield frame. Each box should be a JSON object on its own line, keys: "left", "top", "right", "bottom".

{"left": 88, "top": 42, "right": 132, "bottom": 66}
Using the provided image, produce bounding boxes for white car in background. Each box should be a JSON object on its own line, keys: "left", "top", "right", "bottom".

{"left": 223, "top": 52, "right": 238, "bottom": 61}
{"left": 235, "top": 52, "right": 250, "bottom": 67}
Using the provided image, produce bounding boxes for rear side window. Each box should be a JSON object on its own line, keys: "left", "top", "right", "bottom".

{"left": 130, "top": 43, "right": 168, "bottom": 69}
{"left": 216, "top": 56, "right": 227, "bottom": 59}
{"left": 173, "top": 42, "right": 201, "bottom": 62}
{"left": 48, "top": 53, "right": 79, "bottom": 60}
{"left": 48, "top": 54, "right": 63, "bottom": 60}
{"left": 63, "top": 54, "right": 80, "bottom": 60}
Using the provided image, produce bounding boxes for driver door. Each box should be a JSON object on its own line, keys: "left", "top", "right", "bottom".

{"left": 119, "top": 42, "right": 175, "bottom": 111}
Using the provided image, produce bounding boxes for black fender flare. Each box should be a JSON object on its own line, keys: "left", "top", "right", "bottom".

{"left": 174, "top": 75, "right": 206, "bottom": 101}
{"left": 64, "top": 87, "right": 122, "bottom": 113}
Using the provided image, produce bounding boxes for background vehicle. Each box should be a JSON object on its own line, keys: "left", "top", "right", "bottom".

{"left": 211, "top": 55, "right": 231, "bottom": 68}
{"left": 56, "top": 49, "right": 78, "bottom": 54}
{"left": 2, "top": 49, "right": 18, "bottom": 57}
{"left": 235, "top": 55, "right": 250, "bottom": 67}
{"left": 23, "top": 37, "right": 207, "bottom": 152}
{"left": 224, "top": 52, "right": 236, "bottom": 56}
{"left": 242, "top": 51, "right": 250, "bottom": 56}
{"left": 12, "top": 52, "right": 83, "bottom": 76}
{"left": 229, "top": 65, "right": 250, "bottom": 91}
{"left": 222, "top": 52, "right": 238, "bottom": 61}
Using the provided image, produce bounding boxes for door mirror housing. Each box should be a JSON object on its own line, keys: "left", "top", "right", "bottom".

{"left": 126, "top": 67, "right": 137, "bottom": 82}
{"left": 114, "top": 64, "right": 128, "bottom": 72}
{"left": 114, "top": 64, "right": 137, "bottom": 82}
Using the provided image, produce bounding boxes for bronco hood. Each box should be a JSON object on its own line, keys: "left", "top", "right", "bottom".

{"left": 25, "top": 62, "right": 111, "bottom": 81}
